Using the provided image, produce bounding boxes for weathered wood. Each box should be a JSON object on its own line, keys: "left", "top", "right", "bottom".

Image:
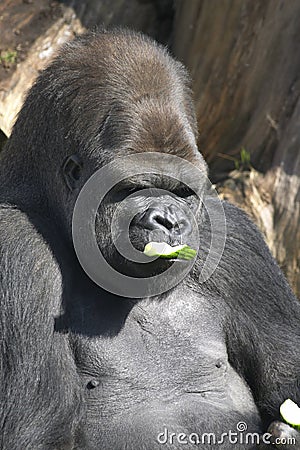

{"left": 0, "top": 0, "right": 173, "bottom": 137}
{"left": 173, "top": 0, "right": 300, "bottom": 296}
{"left": 0, "top": 0, "right": 85, "bottom": 137}
{"left": 217, "top": 168, "right": 300, "bottom": 295}
{"left": 65, "top": 0, "right": 173, "bottom": 44}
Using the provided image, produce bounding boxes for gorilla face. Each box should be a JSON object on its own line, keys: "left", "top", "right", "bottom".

{"left": 95, "top": 170, "right": 202, "bottom": 278}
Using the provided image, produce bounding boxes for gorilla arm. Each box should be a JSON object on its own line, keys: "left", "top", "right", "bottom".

{"left": 0, "top": 207, "right": 81, "bottom": 450}
{"left": 196, "top": 200, "right": 300, "bottom": 438}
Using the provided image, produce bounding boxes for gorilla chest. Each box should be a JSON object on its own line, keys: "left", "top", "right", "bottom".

{"left": 74, "top": 289, "right": 229, "bottom": 406}
{"left": 71, "top": 291, "right": 259, "bottom": 448}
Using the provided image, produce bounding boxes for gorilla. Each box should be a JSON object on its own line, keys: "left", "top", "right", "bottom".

{"left": 0, "top": 29, "right": 300, "bottom": 450}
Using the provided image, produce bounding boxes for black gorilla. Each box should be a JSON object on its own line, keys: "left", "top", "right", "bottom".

{"left": 0, "top": 29, "right": 300, "bottom": 450}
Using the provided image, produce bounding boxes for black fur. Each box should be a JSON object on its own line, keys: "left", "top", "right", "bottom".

{"left": 0, "top": 29, "right": 299, "bottom": 450}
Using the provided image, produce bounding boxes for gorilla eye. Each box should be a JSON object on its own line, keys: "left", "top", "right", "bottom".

{"left": 63, "top": 154, "right": 83, "bottom": 191}
{"left": 175, "top": 186, "right": 195, "bottom": 198}
{"left": 115, "top": 185, "right": 143, "bottom": 199}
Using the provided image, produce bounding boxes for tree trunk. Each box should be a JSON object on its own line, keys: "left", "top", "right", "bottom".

{"left": 0, "top": 0, "right": 85, "bottom": 137}
{"left": 173, "top": 0, "right": 300, "bottom": 296}
{"left": 0, "top": 0, "right": 173, "bottom": 137}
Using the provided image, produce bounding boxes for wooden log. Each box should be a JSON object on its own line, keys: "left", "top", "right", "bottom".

{"left": 0, "top": 0, "right": 173, "bottom": 136}
{"left": 0, "top": 0, "right": 85, "bottom": 137}
{"left": 173, "top": 0, "right": 300, "bottom": 296}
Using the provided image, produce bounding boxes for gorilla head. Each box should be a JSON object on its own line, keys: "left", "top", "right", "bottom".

{"left": 3, "top": 30, "right": 207, "bottom": 283}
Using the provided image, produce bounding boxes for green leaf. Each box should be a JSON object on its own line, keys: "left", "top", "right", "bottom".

{"left": 240, "top": 147, "right": 251, "bottom": 165}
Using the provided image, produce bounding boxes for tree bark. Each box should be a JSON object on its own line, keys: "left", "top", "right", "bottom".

{"left": 0, "top": 0, "right": 173, "bottom": 137}
{"left": 0, "top": 0, "right": 84, "bottom": 137}
{"left": 173, "top": 0, "right": 300, "bottom": 296}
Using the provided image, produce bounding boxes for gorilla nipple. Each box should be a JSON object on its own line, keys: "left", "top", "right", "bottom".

{"left": 87, "top": 379, "right": 100, "bottom": 390}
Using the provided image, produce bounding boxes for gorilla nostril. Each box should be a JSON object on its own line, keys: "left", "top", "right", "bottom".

{"left": 139, "top": 207, "right": 190, "bottom": 235}
{"left": 153, "top": 214, "right": 173, "bottom": 230}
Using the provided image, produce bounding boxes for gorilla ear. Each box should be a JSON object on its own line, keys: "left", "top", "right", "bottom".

{"left": 62, "top": 154, "right": 83, "bottom": 191}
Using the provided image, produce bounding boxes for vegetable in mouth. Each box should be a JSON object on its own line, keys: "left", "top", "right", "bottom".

{"left": 143, "top": 242, "right": 197, "bottom": 261}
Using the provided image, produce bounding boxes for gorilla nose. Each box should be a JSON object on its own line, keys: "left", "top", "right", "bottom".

{"left": 139, "top": 207, "right": 191, "bottom": 236}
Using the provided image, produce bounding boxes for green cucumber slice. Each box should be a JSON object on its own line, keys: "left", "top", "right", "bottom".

{"left": 280, "top": 399, "right": 300, "bottom": 427}
{"left": 143, "top": 242, "right": 197, "bottom": 260}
